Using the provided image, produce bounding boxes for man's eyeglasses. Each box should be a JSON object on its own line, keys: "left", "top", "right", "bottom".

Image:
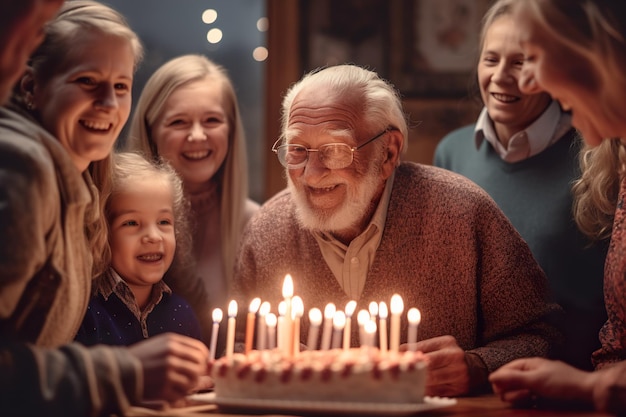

{"left": 272, "top": 128, "right": 392, "bottom": 170}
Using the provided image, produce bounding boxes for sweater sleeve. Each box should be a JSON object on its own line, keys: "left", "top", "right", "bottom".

{"left": 467, "top": 193, "right": 564, "bottom": 373}
{"left": 0, "top": 341, "right": 142, "bottom": 417}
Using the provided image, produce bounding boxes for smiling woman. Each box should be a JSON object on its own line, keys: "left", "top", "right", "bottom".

{"left": 0, "top": 1, "right": 212, "bottom": 415}
{"left": 126, "top": 54, "right": 260, "bottom": 354}
{"left": 434, "top": 0, "right": 607, "bottom": 372}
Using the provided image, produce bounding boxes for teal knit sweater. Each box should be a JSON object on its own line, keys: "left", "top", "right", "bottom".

{"left": 435, "top": 125, "right": 607, "bottom": 370}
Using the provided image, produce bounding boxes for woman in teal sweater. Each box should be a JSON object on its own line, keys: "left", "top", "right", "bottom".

{"left": 434, "top": 0, "right": 607, "bottom": 371}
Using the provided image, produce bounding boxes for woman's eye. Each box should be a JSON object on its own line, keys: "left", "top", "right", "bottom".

{"left": 77, "top": 77, "right": 96, "bottom": 86}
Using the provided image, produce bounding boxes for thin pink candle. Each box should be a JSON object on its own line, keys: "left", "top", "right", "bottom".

{"left": 282, "top": 275, "right": 294, "bottom": 357}
{"left": 257, "top": 301, "right": 270, "bottom": 350}
{"left": 343, "top": 300, "right": 357, "bottom": 350}
{"left": 320, "top": 303, "right": 335, "bottom": 351}
{"left": 226, "top": 300, "right": 238, "bottom": 359}
{"left": 407, "top": 308, "right": 421, "bottom": 351}
{"left": 378, "top": 301, "right": 389, "bottom": 354}
{"left": 357, "top": 309, "right": 370, "bottom": 347}
{"left": 209, "top": 308, "right": 223, "bottom": 362}
{"left": 307, "top": 307, "right": 322, "bottom": 350}
{"left": 332, "top": 311, "right": 346, "bottom": 350}
{"left": 292, "top": 296, "right": 304, "bottom": 357}
{"left": 266, "top": 313, "right": 277, "bottom": 350}
{"left": 390, "top": 294, "right": 404, "bottom": 354}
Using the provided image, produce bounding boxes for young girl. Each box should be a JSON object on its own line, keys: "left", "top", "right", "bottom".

{"left": 126, "top": 54, "right": 260, "bottom": 350}
{"left": 76, "top": 152, "right": 201, "bottom": 345}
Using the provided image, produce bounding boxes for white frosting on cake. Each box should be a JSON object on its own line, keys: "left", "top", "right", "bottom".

{"left": 211, "top": 347, "right": 428, "bottom": 403}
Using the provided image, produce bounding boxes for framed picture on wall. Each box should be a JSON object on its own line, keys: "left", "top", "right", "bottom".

{"left": 389, "top": 0, "right": 490, "bottom": 98}
{"left": 301, "top": 0, "right": 389, "bottom": 75}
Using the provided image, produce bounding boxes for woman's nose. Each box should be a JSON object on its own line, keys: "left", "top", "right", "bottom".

{"left": 94, "top": 85, "right": 118, "bottom": 110}
{"left": 187, "top": 123, "right": 207, "bottom": 142}
{"left": 519, "top": 66, "right": 543, "bottom": 95}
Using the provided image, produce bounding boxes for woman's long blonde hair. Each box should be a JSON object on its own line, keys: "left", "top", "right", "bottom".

{"left": 126, "top": 54, "right": 249, "bottom": 284}
{"left": 572, "top": 138, "right": 626, "bottom": 241}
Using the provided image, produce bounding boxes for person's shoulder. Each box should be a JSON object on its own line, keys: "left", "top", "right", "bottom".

{"left": 397, "top": 162, "right": 490, "bottom": 198}
{"left": 0, "top": 106, "right": 57, "bottom": 176}
{"left": 243, "top": 188, "right": 297, "bottom": 234}
{"left": 434, "top": 124, "right": 476, "bottom": 166}
{"left": 440, "top": 124, "right": 476, "bottom": 143}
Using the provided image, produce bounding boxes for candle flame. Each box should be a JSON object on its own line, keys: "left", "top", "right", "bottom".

{"left": 266, "top": 312, "right": 277, "bottom": 327}
{"left": 345, "top": 300, "right": 357, "bottom": 317}
{"left": 368, "top": 301, "right": 379, "bottom": 317}
{"left": 249, "top": 297, "right": 261, "bottom": 313}
{"left": 228, "top": 299, "right": 238, "bottom": 317}
{"left": 323, "top": 303, "right": 336, "bottom": 319}
{"left": 357, "top": 309, "right": 370, "bottom": 325}
{"left": 212, "top": 308, "right": 223, "bottom": 323}
{"left": 379, "top": 301, "right": 388, "bottom": 319}
{"left": 308, "top": 307, "right": 323, "bottom": 326}
{"left": 364, "top": 319, "right": 377, "bottom": 335}
{"left": 282, "top": 274, "right": 294, "bottom": 298}
{"left": 292, "top": 296, "right": 304, "bottom": 318}
{"left": 278, "top": 300, "right": 286, "bottom": 316}
{"left": 390, "top": 294, "right": 404, "bottom": 315}
{"left": 408, "top": 307, "right": 421, "bottom": 325}
{"left": 333, "top": 311, "right": 346, "bottom": 330}
{"left": 259, "top": 301, "right": 271, "bottom": 316}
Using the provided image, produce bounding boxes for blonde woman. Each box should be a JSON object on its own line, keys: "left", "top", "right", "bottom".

{"left": 127, "top": 54, "right": 259, "bottom": 350}
{"left": 490, "top": 1, "right": 626, "bottom": 413}
{"left": 0, "top": 2, "right": 209, "bottom": 415}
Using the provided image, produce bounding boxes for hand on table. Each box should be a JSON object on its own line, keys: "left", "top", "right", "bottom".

{"left": 128, "top": 333, "right": 210, "bottom": 403}
{"left": 489, "top": 357, "right": 594, "bottom": 408}
{"left": 403, "top": 335, "right": 470, "bottom": 397}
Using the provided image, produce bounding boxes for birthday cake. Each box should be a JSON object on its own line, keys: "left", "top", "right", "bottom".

{"left": 210, "top": 347, "right": 428, "bottom": 403}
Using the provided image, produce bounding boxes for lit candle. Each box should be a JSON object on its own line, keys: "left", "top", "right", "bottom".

{"left": 332, "top": 311, "right": 346, "bottom": 349}
{"left": 343, "top": 300, "right": 357, "bottom": 350}
{"left": 257, "top": 301, "right": 270, "bottom": 350}
{"left": 209, "top": 308, "right": 223, "bottom": 362}
{"left": 364, "top": 319, "right": 377, "bottom": 348}
{"left": 292, "top": 296, "right": 304, "bottom": 357}
{"left": 277, "top": 301, "right": 286, "bottom": 352}
{"left": 307, "top": 307, "right": 322, "bottom": 350}
{"left": 266, "top": 313, "right": 277, "bottom": 350}
{"left": 357, "top": 309, "right": 370, "bottom": 347}
{"left": 282, "top": 274, "right": 294, "bottom": 356}
{"left": 320, "top": 303, "right": 336, "bottom": 350}
{"left": 378, "top": 301, "right": 388, "bottom": 354}
{"left": 226, "top": 300, "right": 238, "bottom": 359}
{"left": 245, "top": 298, "right": 261, "bottom": 355}
{"left": 390, "top": 294, "right": 404, "bottom": 353}
{"left": 368, "top": 301, "right": 379, "bottom": 348}
{"left": 407, "top": 308, "right": 421, "bottom": 351}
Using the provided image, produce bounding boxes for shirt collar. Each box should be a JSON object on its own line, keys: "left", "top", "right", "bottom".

{"left": 474, "top": 101, "right": 572, "bottom": 162}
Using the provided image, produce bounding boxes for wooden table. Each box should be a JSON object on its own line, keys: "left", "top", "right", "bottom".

{"left": 124, "top": 395, "right": 614, "bottom": 417}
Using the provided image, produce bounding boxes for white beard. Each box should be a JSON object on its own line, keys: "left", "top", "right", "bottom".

{"left": 287, "top": 159, "right": 384, "bottom": 234}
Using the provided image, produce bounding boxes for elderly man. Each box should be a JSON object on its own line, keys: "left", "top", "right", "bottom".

{"left": 233, "top": 65, "right": 561, "bottom": 397}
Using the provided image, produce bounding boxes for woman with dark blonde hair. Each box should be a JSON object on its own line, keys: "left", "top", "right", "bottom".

{"left": 127, "top": 54, "right": 259, "bottom": 349}
{"left": 0, "top": 2, "right": 209, "bottom": 415}
{"left": 490, "top": 1, "right": 626, "bottom": 413}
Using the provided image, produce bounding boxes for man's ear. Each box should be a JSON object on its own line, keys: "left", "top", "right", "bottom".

{"left": 381, "top": 129, "right": 403, "bottom": 179}
{"left": 20, "top": 68, "right": 36, "bottom": 108}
